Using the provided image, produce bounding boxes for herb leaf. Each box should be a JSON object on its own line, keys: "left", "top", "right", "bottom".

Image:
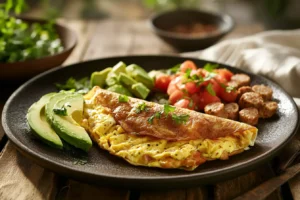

{"left": 206, "top": 83, "right": 216, "bottom": 96}
{"left": 171, "top": 114, "right": 190, "bottom": 125}
{"left": 167, "top": 63, "right": 181, "bottom": 74}
{"left": 148, "top": 112, "right": 161, "bottom": 124}
{"left": 56, "top": 77, "right": 90, "bottom": 93}
{"left": 118, "top": 95, "right": 129, "bottom": 103}
{"left": 135, "top": 102, "right": 148, "bottom": 113}
{"left": 53, "top": 105, "right": 68, "bottom": 116}
{"left": 226, "top": 85, "right": 236, "bottom": 93}
{"left": 163, "top": 104, "right": 175, "bottom": 115}
{"left": 203, "top": 63, "right": 218, "bottom": 72}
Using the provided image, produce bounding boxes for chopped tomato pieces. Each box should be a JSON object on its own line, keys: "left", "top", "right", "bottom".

{"left": 180, "top": 60, "right": 197, "bottom": 72}
{"left": 154, "top": 74, "right": 171, "bottom": 92}
{"left": 169, "top": 89, "right": 184, "bottom": 104}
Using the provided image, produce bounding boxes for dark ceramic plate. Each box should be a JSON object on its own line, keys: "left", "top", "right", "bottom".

{"left": 2, "top": 56, "right": 299, "bottom": 189}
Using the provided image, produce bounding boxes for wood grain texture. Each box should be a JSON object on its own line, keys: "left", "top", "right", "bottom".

{"left": 214, "top": 164, "right": 281, "bottom": 200}
{"left": 139, "top": 187, "right": 207, "bottom": 200}
{"left": 57, "top": 180, "right": 130, "bottom": 200}
{"left": 0, "top": 142, "right": 57, "bottom": 200}
{"left": 83, "top": 20, "right": 177, "bottom": 60}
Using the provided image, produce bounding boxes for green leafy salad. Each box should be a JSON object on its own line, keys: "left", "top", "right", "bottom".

{"left": 0, "top": 0, "right": 64, "bottom": 63}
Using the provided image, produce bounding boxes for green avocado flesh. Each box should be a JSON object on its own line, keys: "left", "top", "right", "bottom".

{"left": 46, "top": 93, "right": 92, "bottom": 152}
{"left": 126, "top": 64, "right": 154, "bottom": 89}
{"left": 27, "top": 93, "right": 63, "bottom": 149}
{"left": 90, "top": 67, "right": 112, "bottom": 88}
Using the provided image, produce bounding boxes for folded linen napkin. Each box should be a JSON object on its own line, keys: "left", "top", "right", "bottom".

{"left": 182, "top": 29, "right": 300, "bottom": 109}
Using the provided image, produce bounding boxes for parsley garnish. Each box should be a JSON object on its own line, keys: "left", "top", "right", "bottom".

{"left": 118, "top": 95, "right": 129, "bottom": 103}
{"left": 206, "top": 83, "right": 216, "bottom": 96}
{"left": 56, "top": 77, "right": 90, "bottom": 94}
{"left": 53, "top": 103, "right": 71, "bottom": 116}
{"left": 163, "top": 104, "right": 175, "bottom": 115}
{"left": 135, "top": 102, "right": 148, "bottom": 113}
{"left": 203, "top": 63, "right": 218, "bottom": 72}
{"left": 147, "top": 112, "right": 162, "bottom": 124}
{"left": 171, "top": 114, "right": 190, "bottom": 125}
{"left": 226, "top": 85, "right": 236, "bottom": 93}
{"left": 167, "top": 63, "right": 181, "bottom": 74}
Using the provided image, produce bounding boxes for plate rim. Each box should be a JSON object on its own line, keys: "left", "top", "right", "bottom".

{"left": 2, "top": 55, "right": 299, "bottom": 187}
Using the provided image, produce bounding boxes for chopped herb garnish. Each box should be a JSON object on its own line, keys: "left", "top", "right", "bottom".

{"left": 203, "top": 63, "right": 218, "bottom": 72}
{"left": 118, "top": 95, "right": 129, "bottom": 103}
{"left": 226, "top": 85, "right": 236, "bottom": 93}
{"left": 53, "top": 104, "right": 68, "bottom": 116}
{"left": 163, "top": 104, "right": 175, "bottom": 115}
{"left": 188, "top": 99, "right": 194, "bottom": 108}
{"left": 206, "top": 83, "right": 216, "bottom": 96}
{"left": 203, "top": 72, "right": 217, "bottom": 81}
{"left": 148, "top": 112, "right": 161, "bottom": 124}
{"left": 171, "top": 114, "right": 190, "bottom": 125}
{"left": 167, "top": 63, "right": 181, "bottom": 74}
{"left": 73, "top": 159, "right": 88, "bottom": 165}
{"left": 135, "top": 102, "right": 148, "bottom": 113}
{"left": 56, "top": 77, "right": 90, "bottom": 94}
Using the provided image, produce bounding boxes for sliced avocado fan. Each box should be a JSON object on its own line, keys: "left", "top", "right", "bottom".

{"left": 27, "top": 93, "right": 63, "bottom": 149}
{"left": 46, "top": 92, "right": 92, "bottom": 152}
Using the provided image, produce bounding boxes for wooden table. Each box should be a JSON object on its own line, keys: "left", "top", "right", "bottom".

{"left": 0, "top": 19, "right": 299, "bottom": 200}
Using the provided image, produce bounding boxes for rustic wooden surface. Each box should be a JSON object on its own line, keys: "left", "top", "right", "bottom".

{"left": 0, "top": 19, "right": 299, "bottom": 200}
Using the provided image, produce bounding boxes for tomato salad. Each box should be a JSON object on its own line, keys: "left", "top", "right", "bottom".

{"left": 151, "top": 60, "right": 278, "bottom": 126}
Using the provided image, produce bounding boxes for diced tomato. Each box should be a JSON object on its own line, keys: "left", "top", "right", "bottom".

{"left": 198, "top": 90, "right": 221, "bottom": 110}
{"left": 210, "top": 79, "right": 223, "bottom": 97}
{"left": 174, "top": 99, "right": 190, "bottom": 109}
{"left": 169, "top": 90, "right": 184, "bottom": 104}
{"left": 167, "top": 76, "right": 181, "bottom": 95}
{"left": 185, "top": 82, "right": 200, "bottom": 94}
{"left": 216, "top": 69, "right": 233, "bottom": 82}
{"left": 219, "top": 87, "right": 238, "bottom": 102}
{"left": 154, "top": 74, "right": 171, "bottom": 92}
{"left": 195, "top": 68, "right": 209, "bottom": 77}
{"left": 180, "top": 60, "right": 197, "bottom": 72}
{"left": 191, "top": 93, "right": 200, "bottom": 110}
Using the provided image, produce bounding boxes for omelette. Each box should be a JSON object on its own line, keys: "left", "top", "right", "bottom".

{"left": 82, "top": 86, "right": 258, "bottom": 170}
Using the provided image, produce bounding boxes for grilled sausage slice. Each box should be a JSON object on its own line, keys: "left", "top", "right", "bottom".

{"left": 252, "top": 85, "right": 273, "bottom": 101}
{"left": 237, "top": 86, "right": 253, "bottom": 100}
{"left": 239, "top": 92, "right": 264, "bottom": 109}
{"left": 230, "top": 74, "right": 251, "bottom": 88}
{"left": 239, "top": 108, "right": 259, "bottom": 126}
{"left": 204, "top": 102, "right": 228, "bottom": 118}
{"left": 259, "top": 101, "right": 278, "bottom": 118}
{"left": 224, "top": 103, "right": 239, "bottom": 120}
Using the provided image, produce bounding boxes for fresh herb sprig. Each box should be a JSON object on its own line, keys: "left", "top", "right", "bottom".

{"left": 56, "top": 77, "right": 90, "bottom": 94}
{"left": 53, "top": 103, "right": 71, "bottom": 116}
{"left": 118, "top": 95, "right": 129, "bottom": 103}
{"left": 148, "top": 104, "right": 190, "bottom": 125}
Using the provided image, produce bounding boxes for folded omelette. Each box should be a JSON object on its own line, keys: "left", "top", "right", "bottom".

{"left": 82, "top": 86, "right": 258, "bottom": 170}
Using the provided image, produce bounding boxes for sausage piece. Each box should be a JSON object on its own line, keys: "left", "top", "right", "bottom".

{"left": 224, "top": 103, "right": 239, "bottom": 120}
{"left": 204, "top": 102, "right": 228, "bottom": 118}
{"left": 239, "top": 92, "right": 264, "bottom": 109}
{"left": 230, "top": 74, "right": 251, "bottom": 88}
{"left": 259, "top": 101, "right": 278, "bottom": 118}
{"left": 252, "top": 85, "right": 273, "bottom": 101}
{"left": 237, "top": 86, "right": 253, "bottom": 100}
{"left": 239, "top": 108, "right": 259, "bottom": 126}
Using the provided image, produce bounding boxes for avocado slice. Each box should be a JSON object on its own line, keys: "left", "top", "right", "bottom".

{"left": 46, "top": 93, "right": 92, "bottom": 152}
{"left": 107, "top": 84, "right": 132, "bottom": 96}
{"left": 126, "top": 64, "right": 154, "bottom": 89}
{"left": 131, "top": 83, "right": 150, "bottom": 99}
{"left": 90, "top": 67, "right": 112, "bottom": 88}
{"left": 118, "top": 72, "right": 137, "bottom": 88}
{"left": 111, "top": 61, "right": 126, "bottom": 75}
{"left": 105, "top": 72, "right": 119, "bottom": 86}
{"left": 27, "top": 93, "right": 63, "bottom": 149}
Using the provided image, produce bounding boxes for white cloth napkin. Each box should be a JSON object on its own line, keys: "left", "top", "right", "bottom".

{"left": 182, "top": 29, "right": 300, "bottom": 109}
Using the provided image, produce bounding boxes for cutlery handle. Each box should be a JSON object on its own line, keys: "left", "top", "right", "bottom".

{"left": 233, "top": 162, "right": 300, "bottom": 200}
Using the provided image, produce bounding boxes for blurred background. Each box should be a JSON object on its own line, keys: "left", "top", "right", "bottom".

{"left": 11, "top": 0, "right": 300, "bottom": 30}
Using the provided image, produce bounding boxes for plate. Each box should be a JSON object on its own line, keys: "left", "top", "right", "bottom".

{"left": 2, "top": 55, "right": 299, "bottom": 189}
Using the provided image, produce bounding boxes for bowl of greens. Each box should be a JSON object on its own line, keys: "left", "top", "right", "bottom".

{"left": 0, "top": 15, "right": 77, "bottom": 80}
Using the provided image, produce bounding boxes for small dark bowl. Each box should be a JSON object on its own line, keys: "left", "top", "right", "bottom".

{"left": 150, "top": 9, "right": 234, "bottom": 51}
{"left": 0, "top": 17, "right": 77, "bottom": 81}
